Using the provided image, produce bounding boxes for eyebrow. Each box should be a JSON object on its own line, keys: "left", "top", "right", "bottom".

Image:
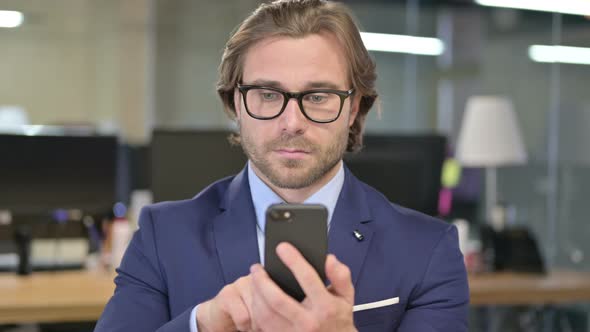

{"left": 244, "top": 79, "right": 344, "bottom": 91}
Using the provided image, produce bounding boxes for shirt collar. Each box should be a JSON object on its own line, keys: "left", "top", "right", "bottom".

{"left": 247, "top": 160, "right": 345, "bottom": 233}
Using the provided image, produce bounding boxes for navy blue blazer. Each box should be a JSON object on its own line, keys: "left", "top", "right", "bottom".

{"left": 95, "top": 166, "right": 469, "bottom": 331}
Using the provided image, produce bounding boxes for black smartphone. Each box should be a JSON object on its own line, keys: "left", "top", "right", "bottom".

{"left": 265, "top": 203, "right": 328, "bottom": 301}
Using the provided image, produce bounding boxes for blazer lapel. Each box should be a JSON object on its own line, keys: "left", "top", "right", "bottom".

{"left": 213, "top": 167, "right": 261, "bottom": 284}
{"left": 328, "top": 166, "right": 373, "bottom": 287}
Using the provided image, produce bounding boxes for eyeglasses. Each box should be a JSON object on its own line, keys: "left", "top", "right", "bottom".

{"left": 237, "top": 84, "right": 355, "bottom": 124}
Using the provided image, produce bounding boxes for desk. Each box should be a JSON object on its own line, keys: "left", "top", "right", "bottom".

{"left": 0, "top": 269, "right": 115, "bottom": 324}
{"left": 1, "top": 270, "right": 590, "bottom": 324}
{"left": 469, "top": 270, "right": 590, "bottom": 306}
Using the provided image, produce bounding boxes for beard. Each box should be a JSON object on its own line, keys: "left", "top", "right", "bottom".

{"left": 240, "top": 126, "right": 348, "bottom": 190}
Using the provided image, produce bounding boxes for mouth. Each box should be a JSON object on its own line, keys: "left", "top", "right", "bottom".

{"left": 274, "top": 148, "right": 310, "bottom": 159}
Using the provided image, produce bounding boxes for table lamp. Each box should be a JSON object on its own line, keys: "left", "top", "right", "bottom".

{"left": 455, "top": 96, "right": 527, "bottom": 229}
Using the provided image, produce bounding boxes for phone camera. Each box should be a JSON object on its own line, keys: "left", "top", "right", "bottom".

{"left": 270, "top": 210, "right": 280, "bottom": 220}
{"left": 271, "top": 210, "right": 292, "bottom": 222}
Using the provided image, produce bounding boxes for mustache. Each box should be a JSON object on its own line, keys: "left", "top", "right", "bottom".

{"left": 265, "top": 134, "right": 316, "bottom": 153}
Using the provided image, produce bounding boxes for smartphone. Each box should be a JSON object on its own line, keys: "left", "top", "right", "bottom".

{"left": 265, "top": 203, "right": 328, "bottom": 302}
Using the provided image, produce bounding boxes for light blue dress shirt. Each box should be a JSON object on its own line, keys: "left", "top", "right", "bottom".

{"left": 190, "top": 161, "right": 345, "bottom": 331}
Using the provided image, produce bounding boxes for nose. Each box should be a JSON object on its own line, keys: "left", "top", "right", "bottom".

{"left": 279, "top": 97, "right": 308, "bottom": 134}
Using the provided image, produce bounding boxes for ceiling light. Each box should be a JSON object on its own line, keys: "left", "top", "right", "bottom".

{"left": 475, "top": 0, "right": 590, "bottom": 16}
{"left": 0, "top": 10, "right": 23, "bottom": 28}
{"left": 529, "top": 45, "right": 590, "bottom": 65}
{"left": 360, "top": 32, "right": 445, "bottom": 56}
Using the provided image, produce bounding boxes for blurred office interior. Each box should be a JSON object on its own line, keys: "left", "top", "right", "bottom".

{"left": 1, "top": 0, "right": 590, "bottom": 331}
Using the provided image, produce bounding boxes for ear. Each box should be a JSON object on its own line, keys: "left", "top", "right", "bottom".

{"left": 348, "top": 94, "right": 361, "bottom": 127}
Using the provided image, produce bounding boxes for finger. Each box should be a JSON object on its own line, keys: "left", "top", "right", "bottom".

{"left": 224, "top": 295, "right": 252, "bottom": 331}
{"left": 196, "top": 300, "right": 233, "bottom": 332}
{"left": 250, "top": 264, "right": 310, "bottom": 326}
{"left": 275, "top": 242, "right": 328, "bottom": 300}
{"left": 325, "top": 254, "right": 355, "bottom": 305}
{"left": 230, "top": 278, "right": 255, "bottom": 331}
{"left": 218, "top": 281, "right": 253, "bottom": 331}
{"left": 251, "top": 289, "right": 289, "bottom": 332}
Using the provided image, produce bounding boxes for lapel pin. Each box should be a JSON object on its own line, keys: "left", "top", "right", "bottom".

{"left": 353, "top": 229, "right": 364, "bottom": 241}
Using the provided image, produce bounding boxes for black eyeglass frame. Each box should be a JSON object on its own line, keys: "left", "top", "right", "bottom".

{"left": 236, "top": 84, "right": 355, "bottom": 124}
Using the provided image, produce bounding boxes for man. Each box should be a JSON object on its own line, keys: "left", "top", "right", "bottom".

{"left": 95, "top": 0, "right": 469, "bottom": 331}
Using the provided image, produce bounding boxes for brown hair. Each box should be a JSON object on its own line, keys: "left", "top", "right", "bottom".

{"left": 217, "top": 0, "right": 378, "bottom": 152}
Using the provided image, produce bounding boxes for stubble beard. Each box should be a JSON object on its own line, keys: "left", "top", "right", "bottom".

{"left": 240, "top": 127, "right": 348, "bottom": 190}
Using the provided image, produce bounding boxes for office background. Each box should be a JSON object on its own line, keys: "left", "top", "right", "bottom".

{"left": 1, "top": 0, "right": 590, "bottom": 331}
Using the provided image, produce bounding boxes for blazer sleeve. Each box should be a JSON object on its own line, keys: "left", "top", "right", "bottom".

{"left": 94, "top": 206, "right": 193, "bottom": 332}
{"left": 397, "top": 225, "right": 470, "bottom": 332}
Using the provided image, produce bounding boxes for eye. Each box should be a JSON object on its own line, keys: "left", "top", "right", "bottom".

{"left": 260, "top": 91, "right": 280, "bottom": 101}
{"left": 305, "top": 94, "right": 327, "bottom": 103}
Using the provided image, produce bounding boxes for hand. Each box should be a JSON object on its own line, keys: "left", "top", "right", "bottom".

{"left": 196, "top": 275, "right": 254, "bottom": 332}
{"left": 249, "top": 242, "right": 357, "bottom": 332}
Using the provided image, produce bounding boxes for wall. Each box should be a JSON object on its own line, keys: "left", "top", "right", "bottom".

{"left": 0, "top": 0, "right": 153, "bottom": 143}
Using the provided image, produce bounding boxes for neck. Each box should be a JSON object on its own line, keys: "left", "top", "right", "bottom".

{"left": 250, "top": 161, "right": 342, "bottom": 203}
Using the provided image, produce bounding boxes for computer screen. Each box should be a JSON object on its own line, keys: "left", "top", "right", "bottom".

{"left": 151, "top": 129, "right": 248, "bottom": 202}
{"left": 0, "top": 134, "right": 118, "bottom": 216}
{"left": 344, "top": 134, "right": 447, "bottom": 216}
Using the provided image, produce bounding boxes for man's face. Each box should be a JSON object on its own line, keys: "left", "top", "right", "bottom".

{"left": 235, "top": 33, "right": 359, "bottom": 189}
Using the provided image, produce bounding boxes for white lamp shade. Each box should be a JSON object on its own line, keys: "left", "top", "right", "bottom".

{"left": 456, "top": 96, "right": 527, "bottom": 167}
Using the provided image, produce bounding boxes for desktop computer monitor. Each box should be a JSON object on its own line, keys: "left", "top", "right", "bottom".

{"left": 0, "top": 133, "right": 118, "bottom": 270}
{"left": 0, "top": 133, "right": 118, "bottom": 217}
{"left": 344, "top": 134, "right": 447, "bottom": 216}
{"left": 151, "top": 129, "right": 248, "bottom": 202}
